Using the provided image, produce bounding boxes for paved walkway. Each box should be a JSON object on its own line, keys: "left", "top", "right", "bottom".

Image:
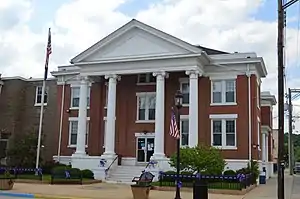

{"left": 7, "top": 183, "right": 244, "bottom": 199}
{"left": 3, "top": 172, "right": 300, "bottom": 199}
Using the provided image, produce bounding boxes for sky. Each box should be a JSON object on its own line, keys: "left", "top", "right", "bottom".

{"left": 1, "top": 0, "right": 300, "bottom": 131}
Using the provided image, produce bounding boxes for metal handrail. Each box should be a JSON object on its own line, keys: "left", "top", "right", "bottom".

{"left": 105, "top": 155, "right": 118, "bottom": 173}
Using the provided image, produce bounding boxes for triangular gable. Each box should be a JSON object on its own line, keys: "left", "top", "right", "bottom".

{"left": 70, "top": 19, "right": 202, "bottom": 64}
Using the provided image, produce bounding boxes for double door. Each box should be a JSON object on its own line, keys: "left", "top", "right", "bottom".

{"left": 136, "top": 137, "right": 154, "bottom": 163}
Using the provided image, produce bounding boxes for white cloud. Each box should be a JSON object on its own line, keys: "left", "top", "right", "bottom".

{"left": 1, "top": 0, "right": 300, "bottom": 130}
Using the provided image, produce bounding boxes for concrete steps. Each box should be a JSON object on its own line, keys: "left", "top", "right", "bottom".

{"left": 106, "top": 165, "right": 146, "bottom": 184}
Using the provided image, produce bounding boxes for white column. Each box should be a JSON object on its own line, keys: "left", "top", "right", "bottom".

{"left": 152, "top": 71, "right": 167, "bottom": 159}
{"left": 262, "top": 132, "right": 267, "bottom": 163}
{"left": 74, "top": 76, "right": 89, "bottom": 156}
{"left": 266, "top": 133, "right": 269, "bottom": 162}
{"left": 103, "top": 74, "right": 119, "bottom": 156}
{"left": 186, "top": 70, "right": 200, "bottom": 147}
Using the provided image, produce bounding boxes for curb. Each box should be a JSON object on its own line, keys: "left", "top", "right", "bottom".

{"left": 0, "top": 191, "right": 35, "bottom": 198}
{"left": 0, "top": 191, "right": 91, "bottom": 199}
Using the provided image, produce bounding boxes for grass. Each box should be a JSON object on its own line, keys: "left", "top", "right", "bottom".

{"left": 0, "top": 174, "right": 97, "bottom": 183}
{"left": 151, "top": 181, "right": 243, "bottom": 190}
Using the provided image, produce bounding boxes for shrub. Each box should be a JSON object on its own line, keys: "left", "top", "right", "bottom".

{"left": 223, "top": 170, "right": 236, "bottom": 176}
{"left": 81, "top": 169, "right": 94, "bottom": 179}
{"left": 42, "top": 161, "right": 68, "bottom": 174}
{"left": 169, "top": 144, "right": 226, "bottom": 175}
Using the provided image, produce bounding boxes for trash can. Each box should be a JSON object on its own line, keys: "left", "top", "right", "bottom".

{"left": 193, "top": 180, "right": 208, "bottom": 199}
{"left": 259, "top": 168, "right": 266, "bottom": 184}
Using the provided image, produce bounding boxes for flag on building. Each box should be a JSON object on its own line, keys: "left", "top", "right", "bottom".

{"left": 169, "top": 107, "right": 180, "bottom": 139}
{"left": 44, "top": 28, "right": 52, "bottom": 81}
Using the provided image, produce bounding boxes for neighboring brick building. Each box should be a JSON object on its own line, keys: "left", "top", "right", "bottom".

{"left": 0, "top": 76, "right": 57, "bottom": 164}
{"left": 49, "top": 19, "right": 277, "bottom": 182}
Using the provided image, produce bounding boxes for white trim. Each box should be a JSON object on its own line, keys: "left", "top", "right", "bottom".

{"left": 257, "top": 116, "right": 261, "bottom": 122}
{"left": 70, "top": 86, "right": 91, "bottom": 110}
{"left": 136, "top": 92, "right": 156, "bottom": 123}
{"left": 210, "top": 116, "right": 237, "bottom": 149}
{"left": 209, "top": 74, "right": 237, "bottom": 80}
{"left": 179, "top": 78, "right": 189, "bottom": 107}
{"left": 209, "top": 114, "right": 238, "bottom": 119}
{"left": 134, "top": 132, "right": 155, "bottom": 137}
{"left": 68, "top": 117, "right": 90, "bottom": 148}
{"left": 180, "top": 115, "right": 189, "bottom": 147}
{"left": 210, "top": 79, "right": 237, "bottom": 106}
{"left": 34, "top": 86, "right": 48, "bottom": 106}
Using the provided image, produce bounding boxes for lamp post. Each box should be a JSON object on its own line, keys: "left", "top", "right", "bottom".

{"left": 174, "top": 90, "right": 183, "bottom": 199}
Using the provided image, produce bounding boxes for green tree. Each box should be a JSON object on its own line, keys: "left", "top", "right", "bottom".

{"left": 169, "top": 144, "right": 226, "bottom": 175}
{"left": 6, "top": 132, "right": 43, "bottom": 167}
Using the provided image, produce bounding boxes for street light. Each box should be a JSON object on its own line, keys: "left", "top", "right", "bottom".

{"left": 174, "top": 90, "right": 183, "bottom": 199}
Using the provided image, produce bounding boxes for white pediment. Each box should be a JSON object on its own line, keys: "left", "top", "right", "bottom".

{"left": 71, "top": 19, "right": 202, "bottom": 63}
{"left": 83, "top": 28, "right": 193, "bottom": 62}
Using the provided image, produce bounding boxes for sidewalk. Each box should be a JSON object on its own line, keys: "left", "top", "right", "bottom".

{"left": 243, "top": 171, "right": 295, "bottom": 199}
{"left": 6, "top": 182, "right": 244, "bottom": 199}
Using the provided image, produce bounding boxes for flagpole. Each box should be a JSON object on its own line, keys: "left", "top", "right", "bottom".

{"left": 35, "top": 79, "right": 46, "bottom": 172}
{"left": 35, "top": 28, "right": 52, "bottom": 173}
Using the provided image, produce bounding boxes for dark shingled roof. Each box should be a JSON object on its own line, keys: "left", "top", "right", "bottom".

{"left": 194, "top": 45, "right": 229, "bottom": 55}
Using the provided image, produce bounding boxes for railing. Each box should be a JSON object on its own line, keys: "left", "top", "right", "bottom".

{"left": 158, "top": 172, "right": 256, "bottom": 190}
{"left": 143, "top": 160, "right": 158, "bottom": 172}
{"left": 105, "top": 155, "right": 118, "bottom": 175}
{"left": 0, "top": 167, "right": 43, "bottom": 181}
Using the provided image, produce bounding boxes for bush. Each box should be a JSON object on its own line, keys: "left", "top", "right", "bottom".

{"left": 223, "top": 170, "right": 236, "bottom": 176}
{"left": 42, "top": 161, "right": 68, "bottom": 174}
{"left": 81, "top": 169, "right": 94, "bottom": 179}
{"left": 169, "top": 144, "right": 226, "bottom": 175}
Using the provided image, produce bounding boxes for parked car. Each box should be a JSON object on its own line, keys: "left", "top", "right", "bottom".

{"left": 293, "top": 162, "right": 300, "bottom": 174}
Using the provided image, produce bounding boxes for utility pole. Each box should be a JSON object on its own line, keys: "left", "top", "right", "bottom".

{"left": 287, "top": 88, "right": 300, "bottom": 175}
{"left": 277, "top": 0, "right": 285, "bottom": 198}
{"left": 288, "top": 88, "right": 293, "bottom": 175}
{"left": 278, "top": 1, "right": 299, "bottom": 198}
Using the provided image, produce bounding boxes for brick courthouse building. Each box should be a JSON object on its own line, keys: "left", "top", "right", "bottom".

{"left": 1, "top": 19, "right": 277, "bottom": 182}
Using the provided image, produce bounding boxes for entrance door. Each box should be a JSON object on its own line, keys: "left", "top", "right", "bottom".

{"left": 136, "top": 137, "right": 155, "bottom": 163}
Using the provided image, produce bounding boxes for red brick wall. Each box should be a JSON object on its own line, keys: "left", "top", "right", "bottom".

{"left": 57, "top": 73, "right": 260, "bottom": 160}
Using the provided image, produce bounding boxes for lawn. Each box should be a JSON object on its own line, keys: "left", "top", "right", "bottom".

{"left": 0, "top": 174, "right": 99, "bottom": 184}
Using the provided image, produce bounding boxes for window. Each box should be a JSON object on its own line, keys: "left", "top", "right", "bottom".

{"left": 35, "top": 86, "right": 48, "bottom": 105}
{"left": 180, "top": 118, "right": 189, "bottom": 147}
{"left": 137, "top": 74, "right": 156, "bottom": 84}
{"left": 211, "top": 115, "right": 237, "bottom": 148}
{"left": 180, "top": 81, "right": 189, "bottom": 105}
{"left": 211, "top": 80, "right": 236, "bottom": 104}
{"left": 70, "top": 86, "right": 91, "bottom": 108}
{"left": 136, "top": 93, "right": 156, "bottom": 122}
{"left": 257, "top": 85, "right": 260, "bottom": 108}
{"left": 104, "top": 83, "right": 108, "bottom": 109}
{"left": 68, "top": 118, "right": 90, "bottom": 147}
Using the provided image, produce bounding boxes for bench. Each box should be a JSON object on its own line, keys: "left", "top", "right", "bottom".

{"left": 132, "top": 171, "right": 154, "bottom": 186}
{"left": 50, "top": 169, "right": 82, "bottom": 185}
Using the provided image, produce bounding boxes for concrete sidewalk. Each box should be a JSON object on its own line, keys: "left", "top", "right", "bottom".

{"left": 7, "top": 182, "right": 244, "bottom": 199}
{"left": 243, "top": 172, "right": 297, "bottom": 199}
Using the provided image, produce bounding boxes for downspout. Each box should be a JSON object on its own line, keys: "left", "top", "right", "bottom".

{"left": 246, "top": 64, "right": 252, "bottom": 162}
{"left": 57, "top": 77, "right": 66, "bottom": 162}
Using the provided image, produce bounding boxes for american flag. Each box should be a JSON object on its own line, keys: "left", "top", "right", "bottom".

{"left": 169, "top": 107, "right": 180, "bottom": 139}
{"left": 44, "top": 28, "right": 52, "bottom": 81}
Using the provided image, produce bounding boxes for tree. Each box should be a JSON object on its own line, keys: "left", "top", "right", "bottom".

{"left": 169, "top": 144, "right": 226, "bottom": 175}
{"left": 6, "top": 132, "right": 43, "bottom": 167}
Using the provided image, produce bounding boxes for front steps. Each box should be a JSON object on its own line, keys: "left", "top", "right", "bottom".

{"left": 106, "top": 165, "right": 146, "bottom": 184}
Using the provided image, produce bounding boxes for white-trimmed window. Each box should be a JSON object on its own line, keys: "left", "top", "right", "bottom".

{"left": 68, "top": 117, "right": 90, "bottom": 147}
{"left": 137, "top": 74, "right": 156, "bottom": 84}
{"left": 136, "top": 92, "right": 156, "bottom": 122}
{"left": 35, "top": 86, "right": 48, "bottom": 106}
{"left": 180, "top": 80, "right": 189, "bottom": 105}
{"left": 211, "top": 80, "right": 236, "bottom": 104}
{"left": 70, "top": 86, "right": 91, "bottom": 108}
{"left": 210, "top": 114, "right": 237, "bottom": 149}
{"left": 257, "top": 86, "right": 260, "bottom": 108}
{"left": 180, "top": 116, "right": 189, "bottom": 147}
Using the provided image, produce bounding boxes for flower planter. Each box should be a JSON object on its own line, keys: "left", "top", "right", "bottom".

{"left": 131, "top": 184, "right": 151, "bottom": 199}
{"left": 0, "top": 178, "right": 14, "bottom": 190}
